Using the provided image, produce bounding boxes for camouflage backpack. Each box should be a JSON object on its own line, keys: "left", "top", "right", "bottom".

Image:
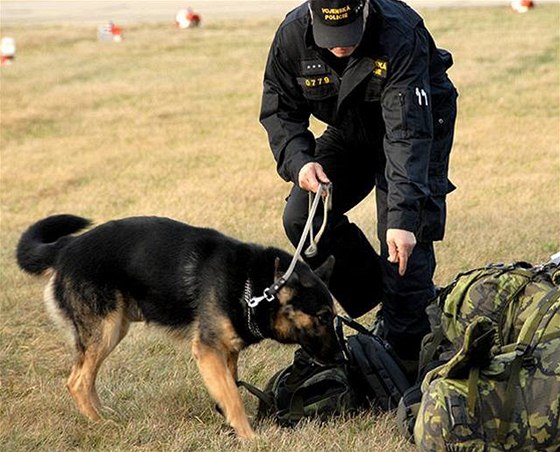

{"left": 402, "top": 261, "right": 560, "bottom": 451}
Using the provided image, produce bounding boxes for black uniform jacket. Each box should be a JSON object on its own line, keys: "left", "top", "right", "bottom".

{"left": 260, "top": 0, "right": 458, "bottom": 241}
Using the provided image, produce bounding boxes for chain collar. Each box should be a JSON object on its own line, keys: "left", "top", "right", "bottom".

{"left": 243, "top": 279, "right": 265, "bottom": 340}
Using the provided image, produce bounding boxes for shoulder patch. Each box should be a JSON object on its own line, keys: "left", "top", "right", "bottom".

{"left": 372, "top": 58, "right": 388, "bottom": 79}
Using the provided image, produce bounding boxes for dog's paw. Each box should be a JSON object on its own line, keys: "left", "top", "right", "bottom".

{"left": 214, "top": 404, "right": 225, "bottom": 417}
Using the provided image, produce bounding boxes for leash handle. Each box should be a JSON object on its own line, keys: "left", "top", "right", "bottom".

{"left": 287, "top": 182, "right": 331, "bottom": 275}
{"left": 304, "top": 183, "right": 332, "bottom": 258}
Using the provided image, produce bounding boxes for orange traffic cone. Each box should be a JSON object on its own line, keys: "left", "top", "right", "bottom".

{"left": 176, "top": 7, "right": 201, "bottom": 29}
{"left": 1, "top": 37, "right": 16, "bottom": 66}
{"left": 98, "top": 21, "right": 123, "bottom": 42}
{"left": 511, "top": 0, "right": 535, "bottom": 13}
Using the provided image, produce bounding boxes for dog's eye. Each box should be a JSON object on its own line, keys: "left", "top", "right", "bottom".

{"left": 317, "top": 312, "right": 333, "bottom": 325}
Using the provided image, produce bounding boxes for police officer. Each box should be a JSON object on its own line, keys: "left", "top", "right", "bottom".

{"left": 260, "top": 0, "right": 458, "bottom": 368}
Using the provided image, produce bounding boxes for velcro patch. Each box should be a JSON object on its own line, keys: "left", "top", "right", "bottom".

{"left": 302, "top": 60, "right": 328, "bottom": 76}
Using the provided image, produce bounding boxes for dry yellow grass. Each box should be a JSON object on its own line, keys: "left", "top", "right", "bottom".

{"left": 1, "top": 5, "right": 559, "bottom": 451}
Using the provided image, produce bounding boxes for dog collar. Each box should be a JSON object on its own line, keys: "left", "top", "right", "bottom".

{"left": 243, "top": 279, "right": 265, "bottom": 340}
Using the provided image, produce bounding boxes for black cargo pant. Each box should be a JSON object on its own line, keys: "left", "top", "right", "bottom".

{"left": 283, "top": 129, "right": 435, "bottom": 361}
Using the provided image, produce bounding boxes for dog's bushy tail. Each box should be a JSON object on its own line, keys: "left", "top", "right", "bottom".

{"left": 16, "top": 214, "right": 91, "bottom": 275}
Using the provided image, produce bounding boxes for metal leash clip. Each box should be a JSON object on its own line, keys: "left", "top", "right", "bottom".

{"left": 247, "top": 287, "right": 275, "bottom": 308}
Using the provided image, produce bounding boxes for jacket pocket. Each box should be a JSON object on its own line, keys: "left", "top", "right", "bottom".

{"left": 427, "top": 80, "right": 458, "bottom": 192}
{"left": 430, "top": 86, "right": 458, "bottom": 163}
{"left": 418, "top": 96, "right": 457, "bottom": 242}
{"left": 383, "top": 88, "right": 432, "bottom": 140}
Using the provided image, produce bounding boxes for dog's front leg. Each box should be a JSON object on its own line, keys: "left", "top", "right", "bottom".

{"left": 192, "top": 339, "right": 255, "bottom": 440}
{"left": 227, "top": 351, "right": 239, "bottom": 381}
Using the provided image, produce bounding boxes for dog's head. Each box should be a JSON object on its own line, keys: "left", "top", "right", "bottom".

{"left": 270, "top": 256, "right": 342, "bottom": 364}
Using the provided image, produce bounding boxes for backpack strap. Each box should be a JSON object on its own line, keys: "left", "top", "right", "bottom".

{"left": 418, "top": 326, "right": 445, "bottom": 379}
{"left": 514, "top": 287, "right": 560, "bottom": 354}
{"left": 496, "top": 287, "right": 560, "bottom": 442}
{"left": 466, "top": 366, "right": 480, "bottom": 418}
{"left": 335, "top": 315, "right": 374, "bottom": 362}
{"left": 236, "top": 379, "right": 275, "bottom": 411}
{"left": 336, "top": 314, "right": 372, "bottom": 335}
{"left": 496, "top": 269, "right": 544, "bottom": 347}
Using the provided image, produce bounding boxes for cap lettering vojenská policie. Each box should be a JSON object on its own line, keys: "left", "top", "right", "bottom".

{"left": 309, "top": 0, "right": 366, "bottom": 48}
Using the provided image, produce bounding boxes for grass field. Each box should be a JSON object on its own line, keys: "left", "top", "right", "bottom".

{"left": 1, "top": 4, "right": 559, "bottom": 451}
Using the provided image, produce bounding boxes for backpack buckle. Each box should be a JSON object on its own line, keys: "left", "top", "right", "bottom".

{"left": 522, "top": 355, "right": 537, "bottom": 370}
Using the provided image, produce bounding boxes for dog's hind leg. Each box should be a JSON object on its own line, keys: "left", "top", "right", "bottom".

{"left": 192, "top": 338, "right": 255, "bottom": 440}
{"left": 66, "top": 298, "right": 130, "bottom": 420}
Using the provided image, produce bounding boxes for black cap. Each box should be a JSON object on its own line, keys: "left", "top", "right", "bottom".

{"left": 309, "top": 0, "right": 365, "bottom": 49}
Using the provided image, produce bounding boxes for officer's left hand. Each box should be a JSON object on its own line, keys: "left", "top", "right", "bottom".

{"left": 386, "top": 229, "right": 416, "bottom": 276}
{"left": 298, "top": 162, "right": 330, "bottom": 193}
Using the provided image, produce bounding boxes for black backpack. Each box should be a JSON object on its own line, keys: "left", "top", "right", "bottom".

{"left": 238, "top": 347, "right": 360, "bottom": 427}
{"left": 337, "top": 315, "right": 412, "bottom": 411}
{"left": 238, "top": 315, "right": 412, "bottom": 426}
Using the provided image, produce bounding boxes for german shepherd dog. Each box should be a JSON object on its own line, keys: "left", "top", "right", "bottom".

{"left": 16, "top": 214, "right": 339, "bottom": 439}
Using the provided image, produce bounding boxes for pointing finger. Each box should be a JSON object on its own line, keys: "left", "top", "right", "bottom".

{"left": 398, "top": 248, "right": 408, "bottom": 276}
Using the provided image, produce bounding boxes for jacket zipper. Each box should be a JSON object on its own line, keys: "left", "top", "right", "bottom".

{"left": 398, "top": 92, "right": 407, "bottom": 132}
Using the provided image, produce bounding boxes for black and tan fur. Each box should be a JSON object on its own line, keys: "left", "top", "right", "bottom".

{"left": 16, "top": 214, "right": 339, "bottom": 439}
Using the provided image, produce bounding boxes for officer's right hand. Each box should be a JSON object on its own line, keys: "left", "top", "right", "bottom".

{"left": 298, "top": 162, "right": 330, "bottom": 193}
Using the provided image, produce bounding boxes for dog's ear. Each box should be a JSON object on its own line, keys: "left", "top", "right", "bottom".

{"left": 274, "top": 257, "right": 282, "bottom": 281}
{"left": 275, "top": 256, "right": 299, "bottom": 282}
{"left": 314, "top": 255, "right": 335, "bottom": 285}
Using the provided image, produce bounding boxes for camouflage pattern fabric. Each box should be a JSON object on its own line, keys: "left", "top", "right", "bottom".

{"left": 439, "top": 263, "right": 555, "bottom": 349}
{"left": 414, "top": 263, "right": 560, "bottom": 451}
